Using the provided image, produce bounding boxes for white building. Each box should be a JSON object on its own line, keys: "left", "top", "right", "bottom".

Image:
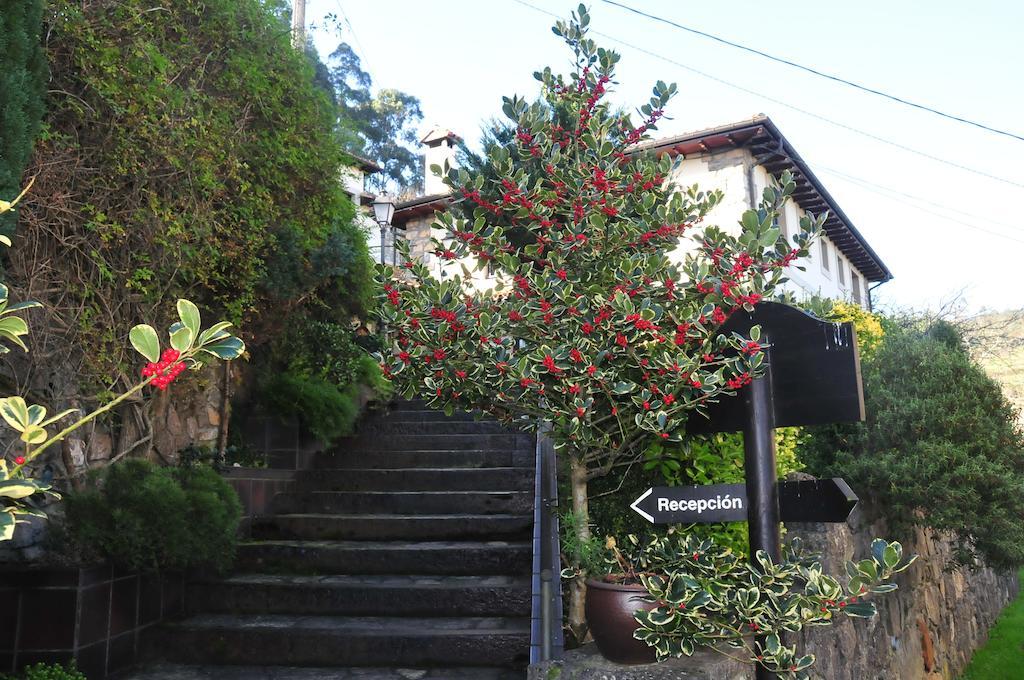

{"left": 387, "top": 116, "right": 891, "bottom": 308}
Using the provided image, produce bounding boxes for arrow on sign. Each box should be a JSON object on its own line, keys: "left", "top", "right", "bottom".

{"left": 630, "top": 478, "right": 858, "bottom": 525}
{"left": 629, "top": 488, "right": 655, "bottom": 523}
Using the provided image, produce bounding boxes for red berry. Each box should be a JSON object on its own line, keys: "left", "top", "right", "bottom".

{"left": 14, "top": 456, "right": 26, "bottom": 465}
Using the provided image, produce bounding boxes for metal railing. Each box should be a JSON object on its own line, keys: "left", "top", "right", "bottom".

{"left": 530, "top": 421, "right": 564, "bottom": 663}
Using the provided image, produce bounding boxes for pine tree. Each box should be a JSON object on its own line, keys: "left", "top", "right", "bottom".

{"left": 377, "top": 5, "right": 823, "bottom": 634}
{"left": 0, "top": 0, "right": 47, "bottom": 230}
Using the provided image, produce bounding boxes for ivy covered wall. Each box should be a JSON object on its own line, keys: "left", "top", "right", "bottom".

{"left": 3, "top": 0, "right": 375, "bottom": 477}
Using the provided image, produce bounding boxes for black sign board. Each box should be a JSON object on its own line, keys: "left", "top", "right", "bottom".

{"left": 687, "top": 303, "right": 864, "bottom": 434}
{"left": 630, "top": 478, "right": 858, "bottom": 525}
{"left": 777, "top": 478, "right": 859, "bottom": 523}
{"left": 630, "top": 483, "right": 747, "bottom": 524}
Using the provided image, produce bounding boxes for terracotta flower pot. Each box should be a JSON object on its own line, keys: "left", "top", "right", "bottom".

{"left": 585, "top": 578, "right": 658, "bottom": 664}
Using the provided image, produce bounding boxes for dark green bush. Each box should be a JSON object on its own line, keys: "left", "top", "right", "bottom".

{"left": 1, "top": 662, "right": 86, "bottom": 680}
{"left": 800, "top": 323, "right": 1024, "bottom": 569}
{"left": 254, "top": 317, "right": 392, "bottom": 443}
{"left": 15, "top": 0, "right": 373, "bottom": 391}
{"left": 260, "top": 372, "right": 361, "bottom": 443}
{"left": 0, "top": 0, "right": 46, "bottom": 233}
{"left": 63, "top": 459, "right": 241, "bottom": 572}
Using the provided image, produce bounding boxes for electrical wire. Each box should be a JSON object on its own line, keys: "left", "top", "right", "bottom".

{"left": 814, "top": 165, "right": 1024, "bottom": 245}
{"left": 334, "top": 0, "right": 375, "bottom": 79}
{"left": 508, "top": 0, "right": 1024, "bottom": 190}
{"left": 598, "top": 0, "right": 1024, "bottom": 143}
{"left": 813, "top": 164, "right": 1024, "bottom": 234}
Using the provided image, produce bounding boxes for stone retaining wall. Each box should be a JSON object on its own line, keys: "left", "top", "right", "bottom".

{"left": 533, "top": 501, "right": 1018, "bottom": 680}
{"left": 790, "top": 503, "right": 1018, "bottom": 679}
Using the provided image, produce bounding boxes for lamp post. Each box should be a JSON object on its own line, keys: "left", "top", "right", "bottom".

{"left": 372, "top": 192, "right": 396, "bottom": 266}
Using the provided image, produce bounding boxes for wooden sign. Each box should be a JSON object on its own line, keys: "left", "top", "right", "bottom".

{"left": 687, "top": 303, "right": 864, "bottom": 434}
{"left": 630, "top": 478, "right": 858, "bottom": 525}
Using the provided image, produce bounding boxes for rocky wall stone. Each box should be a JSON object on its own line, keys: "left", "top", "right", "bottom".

{"left": 532, "top": 500, "right": 1018, "bottom": 680}
{"left": 789, "top": 502, "right": 1018, "bottom": 680}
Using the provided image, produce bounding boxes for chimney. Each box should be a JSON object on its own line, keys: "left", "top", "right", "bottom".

{"left": 421, "top": 127, "right": 461, "bottom": 195}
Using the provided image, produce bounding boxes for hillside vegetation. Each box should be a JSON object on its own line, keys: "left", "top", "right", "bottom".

{"left": 964, "top": 310, "right": 1024, "bottom": 421}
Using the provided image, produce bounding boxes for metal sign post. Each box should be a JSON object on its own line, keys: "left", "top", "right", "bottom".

{"left": 623, "top": 303, "right": 865, "bottom": 678}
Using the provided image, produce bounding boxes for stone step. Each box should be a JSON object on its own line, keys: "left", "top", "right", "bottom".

{"left": 313, "top": 448, "right": 530, "bottom": 469}
{"left": 120, "top": 663, "right": 522, "bottom": 679}
{"left": 381, "top": 410, "right": 481, "bottom": 422}
{"left": 271, "top": 490, "right": 533, "bottom": 516}
{"left": 356, "top": 419, "right": 514, "bottom": 435}
{"left": 296, "top": 467, "right": 533, "bottom": 492}
{"left": 236, "top": 540, "right": 532, "bottom": 576}
{"left": 339, "top": 433, "right": 534, "bottom": 452}
{"left": 252, "top": 513, "right": 533, "bottom": 542}
{"left": 187, "top": 573, "right": 531, "bottom": 617}
{"left": 144, "top": 614, "right": 531, "bottom": 668}
{"left": 386, "top": 399, "right": 432, "bottom": 411}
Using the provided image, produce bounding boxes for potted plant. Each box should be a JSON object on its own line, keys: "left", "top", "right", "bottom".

{"left": 581, "top": 534, "right": 659, "bottom": 664}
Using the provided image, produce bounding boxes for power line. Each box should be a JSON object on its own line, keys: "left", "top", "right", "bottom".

{"left": 334, "top": 0, "right": 374, "bottom": 79}
{"left": 508, "top": 0, "right": 1024, "bottom": 190}
{"left": 814, "top": 165, "right": 1024, "bottom": 245}
{"left": 599, "top": 0, "right": 1024, "bottom": 144}
{"left": 813, "top": 164, "right": 1024, "bottom": 234}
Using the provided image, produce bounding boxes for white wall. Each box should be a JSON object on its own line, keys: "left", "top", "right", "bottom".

{"left": 669, "top": 149, "right": 871, "bottom": 308}
{"left": 402, "top": 147, "right": 875, "bottom": 308}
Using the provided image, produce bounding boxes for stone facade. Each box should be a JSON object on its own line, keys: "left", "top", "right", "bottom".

{"left": 790, "top": 503, "right": 1018, "bottom": 680}
{"left": 0, "top": 373, "right": 228, "bottom": 562}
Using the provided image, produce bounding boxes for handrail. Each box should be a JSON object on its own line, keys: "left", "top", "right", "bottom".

{"left": 530, "top": 421, "right": 564, "bottom": 663}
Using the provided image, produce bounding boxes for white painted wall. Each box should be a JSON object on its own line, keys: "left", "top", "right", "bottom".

{"left": 404, "top": 147, "right": 875, "bottom": 308}
{"left": 668, "top": 148, "right": 871, "bottom": 308}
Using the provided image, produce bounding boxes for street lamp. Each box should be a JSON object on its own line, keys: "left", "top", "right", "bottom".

{"left": 371, "top": 192, "right": 396, "bottom": 265}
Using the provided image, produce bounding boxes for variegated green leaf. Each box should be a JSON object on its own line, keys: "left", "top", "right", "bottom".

{"left": 40, "top": 408, "right": 78, "bottom": 427}
{"left": 20, "top": 424, "right": 47, "bottom": 445}
{"left": 0, "top": 479, "right": 42, "bottom": 499}
{"left": 200, "top": 336, "right": 245, "bottom": 360}
{"left": 176, "top": 299, "right": 201, "bottom": 337}
{"left": 197, "top": 321, "right": 233, "bottom": 347}
{"left": 169, "top": 325, "right": 195, "bottom": 352}
{"left": 129, "top": 324, "right": 160, "bottom": 363}
{"left": 0, "top": 396, "right": 30, "bottom": 431}
{"left": 27, "top": 404, "right": 46, "bottom": 426}
{"left": 0, "top": 512, "right": 15, "bottom": 541}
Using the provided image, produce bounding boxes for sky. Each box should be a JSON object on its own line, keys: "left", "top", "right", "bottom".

{"left": 305, "top": 0, "right": 1024, "bottom": 314}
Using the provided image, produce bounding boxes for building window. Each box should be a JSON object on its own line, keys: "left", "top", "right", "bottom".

{"left": 819, "top": 240, "right": 830, "bottom": 274}
{"left": 852, "top": 274, "right": 862, "bottom": 305}
{"left": 836, "top": 256, "right": 846, "bottom": 287}
{"left": 777, "top": 206, "right": 789, "bottom": 242}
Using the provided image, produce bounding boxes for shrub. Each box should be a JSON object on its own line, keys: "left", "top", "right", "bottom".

{"left": 800, "top": 322, "right": 1024, "bottom": 569}
{"left": 0, "top": 0, "right": 46, "bottom": 233}
{"left": 1, "top": 662, "right": 86, "bottom": 680}
{"left": 254, "top": 318, "right": 391, "bottom": 443}
{"left": 63, "top": 458, "right": 240, "bottom": 571}
{"left": 15, "top": 0, "right": 372, "bottom": 392}
{"left": 259, "top": 372, "right": 360, "bottom": 444}
{"left": 376, "top": 6, "right": 823, "bottom": 634}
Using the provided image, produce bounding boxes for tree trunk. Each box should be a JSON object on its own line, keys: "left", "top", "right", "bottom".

{"left": 217, "top": 362, "right": 231, "bottom": 459}
{"left": 568, "top": 455, "right": 591, "bottom": 643}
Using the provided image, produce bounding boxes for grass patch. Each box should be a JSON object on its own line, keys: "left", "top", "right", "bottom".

{"left": 959, "top": 570, "right": 1024, "bottom": 679}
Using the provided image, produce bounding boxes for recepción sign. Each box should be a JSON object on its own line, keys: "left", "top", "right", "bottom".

{"left": 630, "top": 483, "right": 747, "bottom": 524}
{"left": 631, "top": 478, "right": 858, "bottom": 525}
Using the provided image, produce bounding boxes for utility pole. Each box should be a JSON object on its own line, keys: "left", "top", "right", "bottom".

{"left": 291, "top": 0, "right": 306, "bottom": 49}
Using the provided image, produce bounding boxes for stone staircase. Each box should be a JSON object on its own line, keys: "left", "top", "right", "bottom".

{"left": 130, "top": 401, "right": 535, "bottom": 679}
